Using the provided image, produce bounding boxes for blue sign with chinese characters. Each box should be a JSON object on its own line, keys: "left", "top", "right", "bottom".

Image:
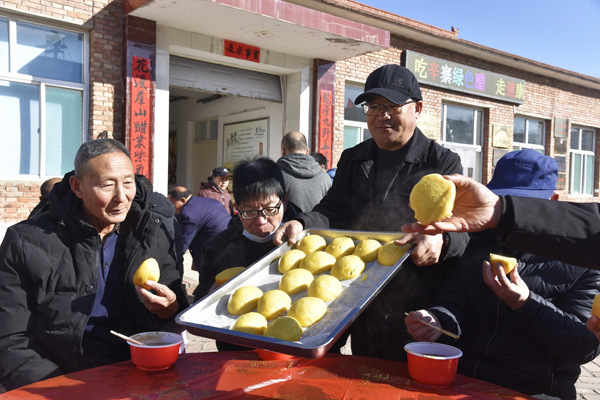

{"left": 405, "top": 51, "right": 525, "bottom": 104}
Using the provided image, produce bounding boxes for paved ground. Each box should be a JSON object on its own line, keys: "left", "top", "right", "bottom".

{"left": 181, "top": 255, "right": 600, "bottom": 399}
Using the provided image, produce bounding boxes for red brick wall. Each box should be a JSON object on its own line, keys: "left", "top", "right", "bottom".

{"left": 335, "top": 36, "right": 600, "bottom": 203}
{"left": 0, "top": 0, "right": 124, "bottom": 225}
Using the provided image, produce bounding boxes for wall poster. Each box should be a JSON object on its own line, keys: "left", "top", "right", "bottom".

{"left": 223, "top": 118, "right": 269, "bottom": 170}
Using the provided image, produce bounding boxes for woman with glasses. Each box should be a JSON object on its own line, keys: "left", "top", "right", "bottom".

{"left": 194, "top": 157, "right": 297, "bottom": 304}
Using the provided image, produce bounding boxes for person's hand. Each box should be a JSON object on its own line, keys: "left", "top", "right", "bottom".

{"left": 402, "top": 174, "right": 502, "bottom": 235}
{"left": 405, "top": 310, "right": 442, "bottom": 342}
{"left": 136, "top": 280, "right": 179, "bottom": 319}
{"left": 273, "top": 220, "right": 304, "bottom": 246}
{"left": 586, "top": 316, "right": 600, "bottom": 342}
{"left": 482, "top": 261, "right": 529, "bottom": 310}
{"left": 395, "top": 233, "right": 443, "bottom": 266}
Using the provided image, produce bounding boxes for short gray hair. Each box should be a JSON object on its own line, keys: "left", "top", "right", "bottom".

{"left": 74, "top": 139, "right": 130, "bottom": 178}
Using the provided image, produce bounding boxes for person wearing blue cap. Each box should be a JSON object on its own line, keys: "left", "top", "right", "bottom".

{"left": 274, "top": 64, "right": 469, "bottom": 359}
{"left": 406, "top": 149, "right": 600, "bottom": 399}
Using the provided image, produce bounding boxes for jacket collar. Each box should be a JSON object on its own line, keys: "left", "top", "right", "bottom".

{"left": 354, "top": 127, "right": 430, "bottom": 164}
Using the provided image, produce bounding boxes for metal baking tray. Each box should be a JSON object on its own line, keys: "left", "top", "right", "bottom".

{"left": 176, "top": 228, "right": 412, "bottom": 359}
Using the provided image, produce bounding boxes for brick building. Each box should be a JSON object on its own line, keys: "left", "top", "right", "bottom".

{"left": 1, "top": 0, "right": 600, "bottom": 236}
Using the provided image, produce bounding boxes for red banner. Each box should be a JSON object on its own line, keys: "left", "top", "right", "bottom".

{"left": 224, "top": 40, "right": 260, "bottom": 63}
{"left": 318, "top": 89, "right": 333, "bottom": 167}
{"left": 130, "top": 56, "right": 152, "bottom": 179}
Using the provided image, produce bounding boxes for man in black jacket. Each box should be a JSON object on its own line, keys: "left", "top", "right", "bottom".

{"left": 0, "top": 139, "right": 189, "bottom": 391}
{"left": 274, "top": 64, "right": 468, "bottom": 360}
{"left": 405, "top": 150, "right": 600, "bottom": 399}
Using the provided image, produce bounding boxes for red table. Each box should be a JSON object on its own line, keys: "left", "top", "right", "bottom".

{"left": 0, "top": 351, "right": 533, "bottom": 399}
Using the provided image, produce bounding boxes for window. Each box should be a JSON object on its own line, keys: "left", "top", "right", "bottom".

{"left": 343, "top": 83, "right": 371, "bottom": 150}
{"left": 514, "top": 116, "right": 545, "bottom": 152}
{"left": 195, "top": 119, "right": 218, "bottom": 142}
{"left": 441, "top": 103, "right": 483, "bottom": 182}
{"left": 570, "top": 126, "right": 596, "bottom": 196}
{"left": 0, "top": 14, "right": 87, "bottom": 178}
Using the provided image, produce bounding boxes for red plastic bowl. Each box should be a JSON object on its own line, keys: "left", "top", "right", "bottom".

{"left": 128, "top": 331, "right": 184, "bottom": 371}
{"left": 404, "top": 342, "right": 462, "bottom": 386}
{"left": 256, "top": 349, "right": 297, "bottom": 360}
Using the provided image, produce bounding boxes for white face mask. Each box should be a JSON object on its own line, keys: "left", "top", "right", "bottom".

{"left": 242, "top": 221, "right": 283, "bottom": 243}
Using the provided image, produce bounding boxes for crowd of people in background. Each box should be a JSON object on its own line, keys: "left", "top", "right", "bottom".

{"left": 2, "top": 64, "right": 600, "bottom": 400}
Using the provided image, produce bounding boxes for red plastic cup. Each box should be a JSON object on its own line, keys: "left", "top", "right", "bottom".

{"left": 128, "top": 331, "right": 184, "bottom": 371}
{"left": 404, "top": 342, "right": 462, "bottom": 386}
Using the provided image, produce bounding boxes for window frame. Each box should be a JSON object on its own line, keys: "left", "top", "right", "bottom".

{"left": 440, "top": 102, "right": 484, "bottom": 182}
{"left": 513, "top": 115, "right": 546, "bottom": 152}
{"left": 569, "top": 126, "right": 596, "bottom": 196}
{"left": 0, "top": 12, "right": 89, "bottom": 180}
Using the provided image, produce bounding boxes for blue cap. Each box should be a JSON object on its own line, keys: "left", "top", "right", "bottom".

{"left": 487, "top": 149, "right": 557, "bottom": 199}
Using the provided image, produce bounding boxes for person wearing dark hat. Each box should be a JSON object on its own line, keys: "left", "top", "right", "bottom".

{"left": 405, "top": 149, "right": 600, "bottom": 399}
{"left": 274, "top": 64, "right": 468, "bottom": 359}
{"left": 198, "top": 167, "right": 234, "bottom": 216}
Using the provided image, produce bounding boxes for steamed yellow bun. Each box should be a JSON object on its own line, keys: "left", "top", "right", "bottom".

{"left": 330, "top": 255, "right": 365, "bottom": 281}
{"left": 263, "top": 316, "right": 303, "bottom": 342}
{"left": 296, "top": 234, "right": 327, "bottom": 254}
{"left": 231, "top": 312, "right": 268, "bottom": 335}
{"left": 277, "top": 249, "right": 306, "bottom": 274}
{"left": 377, "top": 242, "right": 411, "bottom": 266}
{"left": 256, "top": 289, "right": 292, "bottom": 320}
{"left": 489, "top": 253, "right": 517, "bottom": 276}
{"left": 287, "top": 297, "right": 327, "bottom": 327}
{"left": 325, "top": 237, "right": 356, "bottom": 259}
{"left": 227, "top": 286, "right": 263, "bottom": 315}
{"left": 308, "top": 274, "right": 342, "bottom": 302}
{"left": 215, "top": 267, "right": 246, "bottom": 285}
{"left": 279, "top": 268, "right": 314, "bottom": 295}
{"left": 409, "top": 173, "right": 456, "bottom": 225}
{"left": 353, "top": 239, "right": 382, "bottom": 262}
{"left": 299, "top": 251, "right": 336, "bottom": 275}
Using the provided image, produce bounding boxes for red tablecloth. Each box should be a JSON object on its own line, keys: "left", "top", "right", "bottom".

{"left": 1, "top": 351, "right": 533, "bottom": 399}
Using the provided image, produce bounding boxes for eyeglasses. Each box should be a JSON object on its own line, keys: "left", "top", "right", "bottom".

{"left": 361, "top": 100, "right": 417, "bottom": 116}
{"left": 239, "top": 200, "right": 282, "bottom": 220}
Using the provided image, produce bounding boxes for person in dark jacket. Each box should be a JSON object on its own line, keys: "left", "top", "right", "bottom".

{"left": 167, "top": 186, "right": 230, "bottom": 272}
{"left": 277, "top": 132, "right": 332, "bottom": 212}
{"left": 274, "top": 64, "right": 469, "bottom": 360}
{"left": 27, "top": 177, "right": 61, "bottom": 219}
{"left": 405, "top": 150, "right": 600, "bottom": 399}
{"left": 198, "top": 167, "right": 235, "bottom": 216}
{"left": 194, "top": 157, "right": 296, "bottom": 351}
{"left": 0, "top": 139, "right": 189, "bottom": 391}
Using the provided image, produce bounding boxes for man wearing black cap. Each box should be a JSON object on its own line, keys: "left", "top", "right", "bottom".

{"left": 198, "top": 167, "right": 234, "bottom": 216}
{"left": 274, "top": 64, "right": 468, "bottom": 360}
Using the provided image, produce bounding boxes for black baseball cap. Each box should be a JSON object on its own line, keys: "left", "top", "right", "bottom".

{"left": 354, "top": 64, "right": 422, "bottom": 105}
{"left": 212, "top": 167, "right": 231, "bottom": 177}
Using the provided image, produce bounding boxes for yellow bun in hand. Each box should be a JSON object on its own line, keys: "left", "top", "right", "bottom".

{"left": 263, "top": 316, "right": 303, "bottom": 342}
{"left": 278, "top": 249, "right": 306, "bottom": 274}
{"left": 377, "top": 242, "right": 411, "bottom": 266}
{"left": 256, "top": 289, "right": 292, "bottom": 320}
{"left": 299, "top": 251, "right": 336, "bottom": 275}
{"left": 215, "top": 267, "right": 246, "bottom": 285}
{"left": 287, "top": 297, "right": 327, "bottom": 327}
{"left": 296, "top": 234, "right": 327, "bottom": 254}
{"left": 133, "top": 258, "right": 160, "bottom": 290}
{"left": 279, "top": 268, "right": 314, "bottom": 295}
{"left": 592, "top": 294, "right": 600, "bottom": 328}
{"left": 353, "top": 239, "right": 382, "bottom": 262}
{"left": 227, "top": 286, "right": 263, "bottom": 315}
{"left": 231, "top": 312, "right": 268, "bottom": 335}
{"left": 409, "top": 173, "right": 456, "bottom": 225}
{"left": 331, "top": 255, "right": 365, "bottom": 281}
{"left": 325, "top": 237, "right": 356, "bottom": 259}
{"left": 308, "top": 274, "right": 342, "bottom": 302}
{"left": 489, "top": 253, "right": 518, "bottom": 276}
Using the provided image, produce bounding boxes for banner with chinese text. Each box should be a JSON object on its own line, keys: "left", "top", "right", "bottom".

{"left": 130, "top": 56, "right": 152, "bottom": 179}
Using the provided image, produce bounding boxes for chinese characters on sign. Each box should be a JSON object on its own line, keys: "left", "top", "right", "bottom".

{"left": 405, "top": 51, "right": 525, "bottom": 104}
{"left": 224, "top": 40, "right": 260, "bottom": 63}
{"left": 318, "top": 89, "right": 333, "bottom": 165}
{"left": 130, "top": 56, "right": 152, "bottom": 178}
{"left": 223, "top": 118, "right": 268, "bottom": 168}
